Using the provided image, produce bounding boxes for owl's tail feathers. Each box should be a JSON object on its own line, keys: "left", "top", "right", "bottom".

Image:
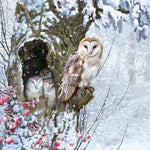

{"left": 58, "top": 92, "right": 69, "bottom": 103}
{"left": 58, "top": 84, "right": 68, "bottom": 102}
{"left": 58, "top": 83, "right": 74, "bottom": 102}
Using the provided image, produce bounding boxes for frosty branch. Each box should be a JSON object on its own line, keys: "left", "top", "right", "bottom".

{"left": 0, "top": 0, "right": 9, "bottom": 62}
{"left": 17, "top": 3, "right": 36, "bottom": 33}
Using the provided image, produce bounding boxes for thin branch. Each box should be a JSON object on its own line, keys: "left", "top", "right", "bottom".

{"left": 38, "top": 1, "right": 45, "bottom": 31}
{"left": 1, "top": 24, "right": 10, "bottom": 54}
{"left": 0, "top": 41, "right": 8, "bottom": 56}
{"left": 116, "top": 124, "right": 128, "bottom": 150}
{"left": 87, "top": 84, "right": 111, "bottom": 134}
{"left": 18, "top": 3, "right": 36, "bottom": 33}
{"left": 0, "top": 49, "right": 8, "bottom": 63}
{"left": 0, "top": 0, "right": 10, "bottom": 55}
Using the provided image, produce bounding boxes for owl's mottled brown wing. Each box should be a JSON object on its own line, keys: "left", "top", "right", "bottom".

{"left": 59, "top": 52, "right": 85, "bottom": 102}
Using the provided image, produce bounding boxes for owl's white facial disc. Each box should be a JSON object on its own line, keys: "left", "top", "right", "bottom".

{"left": 28, "top": 77, "right": 43, "bottom": 91}
{"left": 44, "top": 82, "right": 55, "bottom": 92}
{"left": 80, "top": 41, "right": 101, "bottom": 57}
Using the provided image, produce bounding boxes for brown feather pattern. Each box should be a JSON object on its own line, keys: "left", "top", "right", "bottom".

{"left": 59, "top": 52, "right": 84, "bottom": 102}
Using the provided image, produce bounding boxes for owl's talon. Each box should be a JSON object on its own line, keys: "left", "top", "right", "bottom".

{"left": 78, "top": 87, "right": 86, "bottom": 95}
{"left": 85, "top": 86, "right": 95, "bottom": 93}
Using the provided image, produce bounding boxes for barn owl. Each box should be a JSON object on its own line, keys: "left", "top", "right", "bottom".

{"left": 59, "top": 37, "right": 103, "bottom": 102}
{"left": 43, "top": 78, "right": 56, "bottom": 108}
{"left": 25, "top": 76, "right": 43, "bottom": 100}
{"left": 39, "top": 68, "right": 52, "bottom": 79}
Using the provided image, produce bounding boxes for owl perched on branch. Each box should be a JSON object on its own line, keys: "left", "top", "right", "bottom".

{"left": 59, "top": 37, "right": 103, "bottom": 102}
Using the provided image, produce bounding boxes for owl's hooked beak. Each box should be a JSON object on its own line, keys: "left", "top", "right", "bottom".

{"left": 35, "top": 85, "right": 38, "bottom": 89}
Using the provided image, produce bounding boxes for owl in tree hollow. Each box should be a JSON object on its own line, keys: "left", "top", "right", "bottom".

{"left": 25, "top": 76, "right": 43, "bottom": 100}
{"left": 59, "top": 37, "right": 103, "bottom": 102}
{"left": 43, "top": 78, "right": 55, "bottom": 108}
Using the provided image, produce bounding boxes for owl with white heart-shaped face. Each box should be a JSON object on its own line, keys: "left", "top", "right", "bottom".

{"left": 26, "top": 76, "right": 43, "bottom": 100}
{"left": 59, "top": 37, "right": 103, "bottom": 102}
{"left": 43, "top": 78, "right": 55, "bottom": 108}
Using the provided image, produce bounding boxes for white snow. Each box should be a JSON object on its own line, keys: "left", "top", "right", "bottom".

{"left": 132, "top": 4, "right": 141, "bottom": 19}
{"left": 85, "top": 17, "right": 150, "bottom": 150}
{"left": 54, "top": 0, "right": 78, "bottom": 17}
{"left": 105, "top": 0, "right": 120, "bottom": 8}
{"left": 1, "top": 0, "right": 150, "bottom": 150}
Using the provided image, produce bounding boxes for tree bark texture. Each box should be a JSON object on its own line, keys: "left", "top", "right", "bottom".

{"left": 7, "top": 0, "right": 94, "bottom": 116}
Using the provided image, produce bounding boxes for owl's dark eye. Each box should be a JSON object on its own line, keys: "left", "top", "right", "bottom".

{"left": 84, "top": 45, "right": 88, "bottom": 49}
{"left": 93, "top": 45, "right": 97, "bottom": 49}
{"left": 31, "top": 80, "right": 34, "bottom": 83}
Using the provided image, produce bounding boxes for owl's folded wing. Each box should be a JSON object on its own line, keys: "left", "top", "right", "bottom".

{"left": 59, "top": 52, "right": 84, "bottom": 102}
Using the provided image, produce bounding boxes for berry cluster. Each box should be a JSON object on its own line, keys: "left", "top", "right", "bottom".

{"left": 0, "top": 86, "right": 91, "bottom": 149}
{"left": 0, "top": 97, "right": 7, "bottom": 105}
{"left": 0, "top": 87, "right": 39, "bottom": 146}
{"left": 29, "top": 133, "right": 91, "bottom": 150}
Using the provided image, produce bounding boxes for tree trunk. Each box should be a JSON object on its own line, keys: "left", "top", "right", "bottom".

{"left": 6, "top": 1, "right": 94, "bottom": 148}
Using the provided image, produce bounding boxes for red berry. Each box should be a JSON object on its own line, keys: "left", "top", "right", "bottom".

{"left": 6, "top": 137, "right": 13, "bottom": 144}
{"left": 69, "top": 141, "right": 74, "bottom": 146}
{"left": 14, "top": 122, "right": 18, "bottom": 127}
{"left": 81, "top": 137, "right": 86, "bottom": 142}
{"left": 39, "top": 136, "right": 43, "bottom": 140}
{"left": 55, "top": 140, "right": 60, "bottom": 146}
{"left": 2, "top": 97, "right": 7, "bottom": 102}
{"left": 3, "top": 117, "right": 8, "bottom": 122}
{"left": 14, "top": 117, "right": 21, "bottom": 123}
{"left": 52, "top": 145, "right": 57, "bottom": 150}
{"left": 10, "top": 123, "right": 15, "bottom": 129}
{"left": 23, "top": 109, "right": 30, "bottom": 116}
{"left": 30, "top": 99, "right": 35, "bottom": 104}
{"left": 10, "top": 122, "right": 18, "bottom": 129}
{"left": 0, "top": 137, "right": 4, "bottom": 142}
{"left": 0, "top": 99, "right": 4, "bottom": 105}
{"left": 34, "top": 140, "right": 40, "bottom": 145}
{"left": 31, "top": 103, "right": 35, "bottom": 109}
{"left": 86, "top": 135, "right": 90, "bottom": 139}
{"left": 79, "top": 135, "right": 82, "bottom": 139}
{"left": 10, "top": 128, "right": 15, "bottom": 133}
{"left": 23, "top": 103, "right": 27, "bottom": 108}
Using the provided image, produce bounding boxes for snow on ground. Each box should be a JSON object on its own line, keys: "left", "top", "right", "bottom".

{"left": 85, "top": 18, "right": 150, "bottom": 150}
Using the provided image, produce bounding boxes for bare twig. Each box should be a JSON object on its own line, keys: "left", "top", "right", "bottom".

{"left": 87, "top": 84, "right": 111, "bottom": 134}
{"left": 0, "top": 0, "right": 10, "bottom": 55}
{"left": 18, "top": 3, "right": 36, "bottom": 33}
{"left": 116, "top": 124, "right": 128, "bottom": 150}
{"left": 0, "top": 52, "right": 8, "bottom": 63}
{"left": 38, "top": 1, "right": 45, "bottom": 32}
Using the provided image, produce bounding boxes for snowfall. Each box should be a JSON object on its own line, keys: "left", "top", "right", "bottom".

{"left": 1, "top": 1, "right": 150, "bottom": 150}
